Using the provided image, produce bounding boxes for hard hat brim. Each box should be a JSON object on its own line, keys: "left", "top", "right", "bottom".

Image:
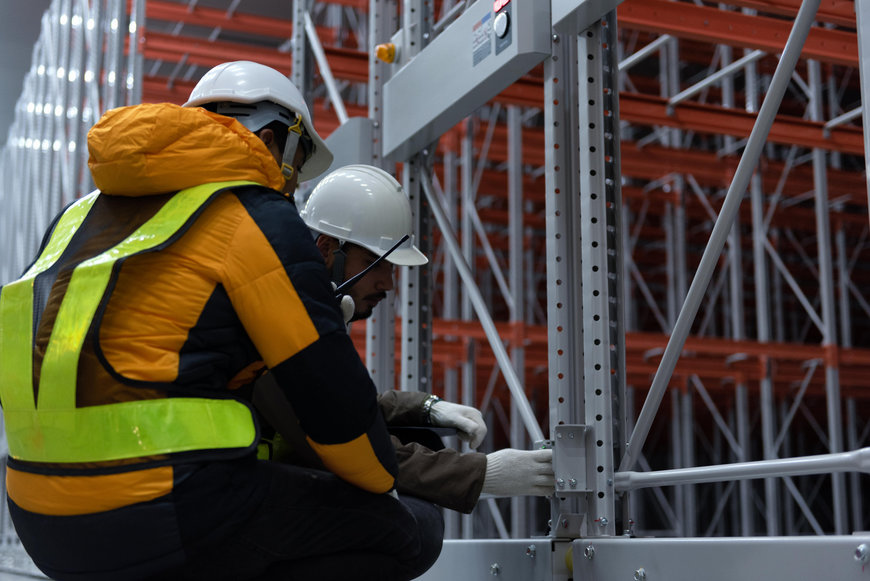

{"left": 384, "top": 245, "right": 429, "bottom": 267}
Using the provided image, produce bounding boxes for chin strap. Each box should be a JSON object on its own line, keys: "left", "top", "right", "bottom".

{"left": 334, "top": 235, "right": 409, "bottom": 297}
{"left": 281, "top": 116, "right": 304, "bottom": 180}
{"left": 330, "top": 243, "right": 347, "bottom": 287}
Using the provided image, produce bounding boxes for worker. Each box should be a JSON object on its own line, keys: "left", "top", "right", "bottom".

{"left": 298, "top": 164, "right": 554, "bottom": 514}
{"left": 0, "top": 61, "right": 441, "bottom": 581}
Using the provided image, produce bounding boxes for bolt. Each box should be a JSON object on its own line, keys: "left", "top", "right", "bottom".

{"left": 597, "top": 517, "right": 609, "bottom": 527}
{"left": 557, "top": 432, "right": 563, "bottom": 439}
{"left": 490, "top": 563, "right": 500, "bottom": 576}
{"left": 526, "top": 544, "right": 537, "bottom": 558}
{"left": 569, "top": 431, "right": 575, "bottom": 439}
{"left": 855, "top": 544, "right": 869, "bottom": 564}
{"left": 553, "top": 34, "right": 560, "bottom": 43}
{"left": 561, "top": 519, "right": 570, "bottom": 529}
{"left": 634, "top": 567, "right": 646, "bottom": 581}
{"left": 556, "top": 478, "right": 565, "bottom": 488}
{"left": 584, "top": 545, "right": 595, "bottom": 560}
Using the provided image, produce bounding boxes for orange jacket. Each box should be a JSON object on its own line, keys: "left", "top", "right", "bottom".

{"left": 6, "top": 103, "right": 397, "bottom": 516}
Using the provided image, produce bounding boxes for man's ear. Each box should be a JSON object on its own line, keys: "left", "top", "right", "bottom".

{"left": 257, "top": 127, "right": 275, "bottom": 147}
{"left": 315, "top": 234, "right": 336, "bottom": 265}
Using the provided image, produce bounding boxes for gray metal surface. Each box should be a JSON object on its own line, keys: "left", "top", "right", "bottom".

{"left": 857, "top": 0, "right": 870, "bottom": 206}
{"left": 552, "top": 0, "right": 624, "bottom": 29}
{"left": 574, "top": 535, "right": 870, "bottom": 581}
{"left": 414, "top": 538, "right": 572, "bottom": 581}
{"left": 382, "top": 0, "right": 551, "bottom": 160}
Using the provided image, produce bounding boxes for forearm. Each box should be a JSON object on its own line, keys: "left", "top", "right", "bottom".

{"left": 393, "top": 436, "right": 486, "bottom": 514}
{"left": 378, "top": 390, "right": 431, "bottom": 426}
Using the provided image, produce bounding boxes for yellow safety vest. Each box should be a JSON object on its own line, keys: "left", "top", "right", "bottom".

{"left": 0, "top": 181, "right": 260, "bottom": 463}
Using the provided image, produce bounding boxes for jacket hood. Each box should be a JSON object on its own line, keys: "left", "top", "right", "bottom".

{"left": 88, "top": 102, "right": 285, "bottom": 197}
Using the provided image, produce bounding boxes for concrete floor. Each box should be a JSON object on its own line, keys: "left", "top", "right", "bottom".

{"left": 0, "top": 573, "right": 44, "bottom": 581}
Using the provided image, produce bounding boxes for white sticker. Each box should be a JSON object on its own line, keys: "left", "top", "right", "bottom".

{"left": 472, "top": 12, "right": 492, "bottom": 66}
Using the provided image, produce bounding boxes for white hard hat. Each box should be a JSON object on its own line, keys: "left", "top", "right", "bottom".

{"left": 184, "top": 60, "right": 333, "bottom": 181}
{"left": 301, "top": 165, "right": 428, "bottom": 266}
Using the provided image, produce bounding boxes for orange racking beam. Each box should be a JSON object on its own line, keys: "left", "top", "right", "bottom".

{"left": 143, "top": 32, "right": 370, "bottom": 82}
{"left": 721, "top": 0, "right": 855, "bottom": 29}
{"left": 351, "top": 323, "right": 870, "bottom": 395}
{"left": 618, "top": 0, "right": 858, "bottom": 68}
{"left": 142, "top": 31, "right": 864, "bottom": 155}
{"left": 144, "top": 31, "right": 294, "bottom": 72}
{"left": 620, "top": 92, "right": 864, "bottom": 155}
{"left": 146, "top": 1, "right": 294, "bottom": 39}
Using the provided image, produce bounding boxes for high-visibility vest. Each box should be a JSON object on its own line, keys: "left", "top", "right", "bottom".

{"left": 0, "top": 181, "right": 260, "bottom": 463}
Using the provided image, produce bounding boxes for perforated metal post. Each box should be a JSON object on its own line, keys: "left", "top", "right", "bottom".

{"left": 367, "top": 0, "right": 399, "bottom": 391}
{"left": 544, "top": 14, "right": 585, "bottom": 537}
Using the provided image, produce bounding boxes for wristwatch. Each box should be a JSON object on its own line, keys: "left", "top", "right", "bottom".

{"left": 421, "top": 394, "right": 441, "bottom": 425}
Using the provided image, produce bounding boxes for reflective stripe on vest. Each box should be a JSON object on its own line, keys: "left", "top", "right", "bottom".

{"left": 0, "top": 181, "right": 260, "bottom": 463}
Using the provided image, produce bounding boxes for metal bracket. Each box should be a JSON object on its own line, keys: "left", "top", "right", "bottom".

{"left": 553, "top": 424, "right": 590, "bottom": 495}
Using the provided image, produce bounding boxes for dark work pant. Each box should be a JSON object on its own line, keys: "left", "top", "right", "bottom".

{"left": 164, "top": 461, "right": 444, "bottom": 581}
{"left": 11, "top": 460, "right": 443, "bottom": 581}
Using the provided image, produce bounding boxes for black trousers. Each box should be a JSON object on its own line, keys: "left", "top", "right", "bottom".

{"left": 11, "top": 460, "right": 443, "bottom": 581}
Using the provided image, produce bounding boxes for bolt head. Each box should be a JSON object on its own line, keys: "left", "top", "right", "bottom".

{"left": 490, "top": 563, "right": 500, "bottom": 575}
{"left": 526, "top": 544, "right": 537, "bottom": 558}
{"left": 634, "top": 567, "right": 646, "bottom": 581}
{"left": 584, "top": 545, "right": 595, "bottom": 560}
{"left": 556, "top": 478, "right": 565, "bottom": 488}
{"left": 568, "top": 478, "right": 577, "bottom": 488}
{"left": 855, "top": 544, "right": 869, "bottom": 563}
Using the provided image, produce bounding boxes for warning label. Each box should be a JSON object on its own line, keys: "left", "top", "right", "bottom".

{"left": 472, "top": 12, "right": 492, "bottom": 66}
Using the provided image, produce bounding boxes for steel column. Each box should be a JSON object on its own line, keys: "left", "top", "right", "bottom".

{"left": 808, "top": 58, "right": 848, "bottom": 534}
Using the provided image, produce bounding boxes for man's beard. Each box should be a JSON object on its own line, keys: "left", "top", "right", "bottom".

{"left": 349, "top": 291, "right": 387, "bottom": 322}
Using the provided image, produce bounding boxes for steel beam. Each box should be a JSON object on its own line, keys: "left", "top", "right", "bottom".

{"left": 619, "top": 0, "right": 857, "bottom": 67}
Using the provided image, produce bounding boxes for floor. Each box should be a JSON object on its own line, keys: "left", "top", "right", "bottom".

{"left": 0, "top": 573, "right": 44, "bottom": 580}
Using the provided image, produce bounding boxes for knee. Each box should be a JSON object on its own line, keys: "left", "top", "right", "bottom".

{"left": 402, "top": 498, "right": 444, "bottom": 579}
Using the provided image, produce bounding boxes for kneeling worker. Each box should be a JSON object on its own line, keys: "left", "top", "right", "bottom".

{"left": 1, "top": 61, "right": 440, "bottom": 581}
{"left": 298, "top": 164, "right": 554, "bottom": 514}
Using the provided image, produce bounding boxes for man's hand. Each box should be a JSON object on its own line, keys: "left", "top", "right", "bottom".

{"left": 331, "top": 282, "right": 355, "bottom": 324}
{"left": 429, "top": 400, "right": 487, "bottom": 449}
{"left": 481, "top": 448, "right": 553, "bottom": 497}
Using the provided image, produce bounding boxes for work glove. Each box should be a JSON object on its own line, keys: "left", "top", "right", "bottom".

{"left": 481, "top": 448, "right": 554, "bottom": 497}
{"left": 429, "top": 400, "right": 487, "bottom": 449}
{"left": 331, "top": 282, "right": 355, "bottom": 324}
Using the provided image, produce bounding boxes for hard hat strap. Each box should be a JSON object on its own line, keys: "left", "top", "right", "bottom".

{"left": 334, "top": 235, "right": 409, "bottom": 296}
{"left": 280, "top": 116, "right": 304, "bottom": 180}
{"left": 331, "top": 243, "right": 347, "bottom": 287}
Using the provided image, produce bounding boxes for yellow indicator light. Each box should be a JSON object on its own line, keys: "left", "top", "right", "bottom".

{"left": 375, "top": 43, "right": 397, "bottom": 64}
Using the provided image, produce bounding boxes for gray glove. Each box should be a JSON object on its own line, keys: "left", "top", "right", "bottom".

{"left": 481, "top": 448, "right": 554, "bottom": 497}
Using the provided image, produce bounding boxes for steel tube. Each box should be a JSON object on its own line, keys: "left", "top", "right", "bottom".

{"left": 304, "top": 11, "right": 348, "bottom": 125}
{"left": 419, "top": 168, "right": 543, "bottom": 442}
{"left": 616, "top": 447, "right": 870, "bottom": 491}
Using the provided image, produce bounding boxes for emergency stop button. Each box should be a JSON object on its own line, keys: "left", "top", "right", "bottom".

{"left": 494, "top": 11, "right": 510, "bottom": 39}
